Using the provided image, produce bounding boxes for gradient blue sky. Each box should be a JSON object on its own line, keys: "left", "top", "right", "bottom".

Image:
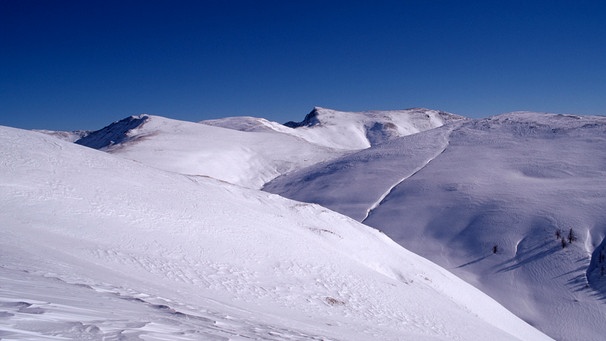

{"left": 2, "top": 0, "right": 605, "bottom": 131}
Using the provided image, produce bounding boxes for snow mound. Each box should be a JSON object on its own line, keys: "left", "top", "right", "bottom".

{"left": 0, "top": 125, "right": 550, "bottom": 340}
{"left": 265, "top": 111, "right": 606, "bottom": 340}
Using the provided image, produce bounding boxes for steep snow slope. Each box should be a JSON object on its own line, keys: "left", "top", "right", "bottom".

{"left": 204, "top": 107, "right": 465, "bottom": 150}
{"left": 264, "top": 112, "right": 606, "bottom": 341}
{"left": 0, "top": 125, "right": 552, "bottom": 340}
{"left": 75, "top": 114, "right": 149, "bottom": 149}
{"left": 76, "top": 115, "right": 342, "bottom": 189}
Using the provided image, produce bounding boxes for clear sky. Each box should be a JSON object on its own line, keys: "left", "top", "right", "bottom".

{"left": 1, "top": 0, "right": 605, "bottom": 131}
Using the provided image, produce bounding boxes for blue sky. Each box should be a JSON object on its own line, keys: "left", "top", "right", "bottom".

{"left": 1, "top": 0, "right": 605, "bottom": 131}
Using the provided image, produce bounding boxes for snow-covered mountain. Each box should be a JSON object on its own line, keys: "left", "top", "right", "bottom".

{"left": 75, "top": 114, "right": 342, "bottom": 189}
{"left": 0, "top": 125, "right": 551, "bottom": 340}
{"left": 73, "top": 108, "right": 459, "bottom": 189}
{"left": 265, "top": 111, "right": 606, "bottom": 341}
{"left": 203, "top": 107, "right": 465, "bottom": 150}
{"left": 35, "top": 129, "right": 89, "bottom": 142}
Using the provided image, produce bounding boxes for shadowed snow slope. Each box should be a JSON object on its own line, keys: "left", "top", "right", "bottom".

{"left": 265, "top": 112, "right": 606, "bottom": 341}
{"left": 76, "top": 115, "right": 343, "bottom": 189}
{"left": 0, "top": 125, "right": 551, "bottom": 340}
{"left": 264, "top": 122, "right": 460, "bottom": 221}
{"left": 75, "top": 115, "right": 150, "bottom": 149}
{"left": 204, "top": 107, "right": 465, "bottom": 150}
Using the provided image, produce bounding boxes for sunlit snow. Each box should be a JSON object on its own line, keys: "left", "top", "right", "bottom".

{"left": 266, "top": 111, "right": 606, "bottom": 341}
{"left": 0, "top": 120, "right": 551, "bottom": 340}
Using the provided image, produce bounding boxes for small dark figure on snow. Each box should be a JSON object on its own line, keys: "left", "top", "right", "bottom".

{"left": 567, "top": 228, "right": 577, "bottom": 244}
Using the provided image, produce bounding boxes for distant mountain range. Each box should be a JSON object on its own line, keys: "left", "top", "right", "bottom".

{"left": 5, "top": 106, "right": 605, "bottom": 340}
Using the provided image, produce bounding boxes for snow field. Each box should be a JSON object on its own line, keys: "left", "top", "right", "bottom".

{"left": 0, "top": 125, "right": 550, "bottom": 340}
{"left": 266, "top": 111, "right": 606, "bottom": 340}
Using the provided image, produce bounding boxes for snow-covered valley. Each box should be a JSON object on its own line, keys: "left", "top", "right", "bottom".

{"left": 265, "top": 111, "right": 606, "bottom": 341}
{"left": 4, "top": 107, "right": 601, "bottom": 340}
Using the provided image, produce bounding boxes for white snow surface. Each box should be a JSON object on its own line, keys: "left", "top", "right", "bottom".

{"left": 74, "top": 108, "right": 462, "bottom": 189}
{"left": 264, "top": 122, "right": 459, "bottom": 222}
{"left": 78, "top": 115, "right": 344, "bottom": 189}
{"left": 0, "top": 125, "right": 551, "bottom": 340}
{"left": 201, "top": 116, "right": 298, "bottom": 134}
{"left": 203, "top": 107, "right": 465, "bottom": 150}
{"left": 35, "top": 129, "right": 89, "bottom": 142}
{"left": 265, "top": 111, "right": 606, "bottom": 341}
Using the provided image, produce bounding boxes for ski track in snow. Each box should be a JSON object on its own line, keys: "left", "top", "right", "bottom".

{"left": 362, "top": 141, "right": 450, "bottom": 223}
{"left": 262, "top": 111, "right": 606, "bottom": 341}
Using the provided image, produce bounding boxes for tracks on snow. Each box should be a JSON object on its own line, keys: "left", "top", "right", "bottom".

{"left": 361, "top": 141, "right": 449, "bottom": 224}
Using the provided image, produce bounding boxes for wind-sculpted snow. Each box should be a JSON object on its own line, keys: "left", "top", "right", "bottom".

{"left": 266, "top": 111, "right": 606, "bottom": 340}
{"left": 0, "top": 125, "right": 550, "bottom": 340}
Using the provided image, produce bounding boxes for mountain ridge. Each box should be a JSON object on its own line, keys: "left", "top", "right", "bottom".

{"left": 204, "top": 106, "right": 464, "bottom": 149}
{"left": 75, "top": 114, "right": 150, "bottom": 149}
{"left": 70, "top": 108, "right": 462, "bottom": 188}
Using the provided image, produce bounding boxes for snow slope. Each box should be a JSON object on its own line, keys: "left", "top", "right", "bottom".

{"left": 264, "top": 122, "right": 461, "bottom": 221}
{"left": 204, "top": 107, "right": 465, "bottom": 150}
{"left": 75, "top": 115, "right": 343, "bottom": 189}
{"left": 265, "top": 112, "right": 606, "bottom": 341}
{"left": 35, "top": 129, "right": 89, "bottom": 142}
{"left": 74, "top": 108, "right": 462, "bottom": 190}
{"left": 0, "top": 125, "right": 551, "bottom": 340}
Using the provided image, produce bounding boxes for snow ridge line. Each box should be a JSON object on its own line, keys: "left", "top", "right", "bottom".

{"left": 361, "top": 141, "right": 450, "bottom": 224}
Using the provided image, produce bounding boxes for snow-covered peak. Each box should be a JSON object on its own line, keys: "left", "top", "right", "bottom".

{"left": 201, "top": 107, "right": 465, "bottom": 150}
{"left": 74, "top": 114, "right": 343, "bottom": 188}
{"left": 283, "top": 106, "right": 324, "bottom": 128}
{"left": 75, "top": 114, "right": 150, "bottom": 149}
{"left": 35, "top": 129, "right": 90, "bottom": 142}
{"left": 282, "top": 107, "right": 466, "bottom": 149}
{"left": 76, "top": 109, "right": 465, "bottom": 189}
